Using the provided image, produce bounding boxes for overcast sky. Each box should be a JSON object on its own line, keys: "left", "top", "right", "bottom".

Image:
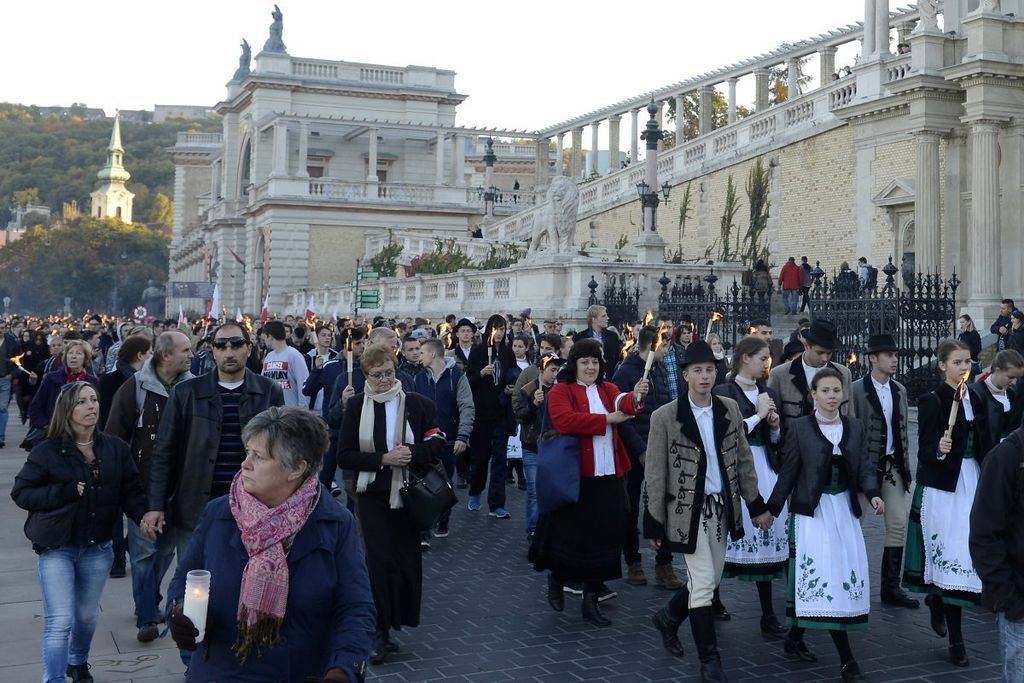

{"left": 4, "top": 1, "right": 882, "bottom": 133}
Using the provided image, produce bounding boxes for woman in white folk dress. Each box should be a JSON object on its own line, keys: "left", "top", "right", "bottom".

{"left": 712, "top": 336, "right": 789, "bottom": 637}
{"left": 902, "top": 340, "right": 990, "bottom": 669}
{"left": 767, "top": 367, "right": 884, "bottom": 683}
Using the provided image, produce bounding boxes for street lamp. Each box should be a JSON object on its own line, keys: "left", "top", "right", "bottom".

{"left": 483, "top": 137, "right": 497, "bottom": 218}
{"left": 638, "top": 99, "right": 670, "bottom": 233}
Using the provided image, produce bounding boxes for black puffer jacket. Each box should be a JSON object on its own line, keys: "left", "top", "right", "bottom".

{"left": 612, "top": 353, "right": 672, "bottom": 442}
{"left": 11, "top": 432, "right": 146, "bottom": 552}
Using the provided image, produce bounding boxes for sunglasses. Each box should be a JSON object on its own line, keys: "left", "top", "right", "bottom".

{"left": 212, "top": 337, "right": 247, "bottom": 350}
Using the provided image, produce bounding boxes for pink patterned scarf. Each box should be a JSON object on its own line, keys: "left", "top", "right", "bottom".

{"left": 228, "top": 469, "right": 320, "bottom": 662}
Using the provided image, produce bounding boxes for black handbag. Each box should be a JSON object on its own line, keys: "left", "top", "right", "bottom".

{"left": 400, "top": 462, "right": 458, "bottom": 531}
{"left": 24, "top": 500, "right": 79, "bottom": 548}
{"left": 20, "top": 426, "right": 47, "bottom": 451}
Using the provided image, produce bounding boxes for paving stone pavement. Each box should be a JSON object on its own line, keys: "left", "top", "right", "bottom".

{"left": 0, "top": 414, "right": 1005, "bottom": 682}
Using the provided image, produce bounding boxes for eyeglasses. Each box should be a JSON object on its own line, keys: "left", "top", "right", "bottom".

{"left": 366, "top": 370, "right": 396, "bottom": 381}
{"left": 212, "top": 337, "right": 247, "bottom": 350}
{"left": 59, "top": 380, "right": 91, "bottom": 394}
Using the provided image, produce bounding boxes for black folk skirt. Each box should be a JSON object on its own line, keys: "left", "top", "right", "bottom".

{"left": 529, "top": 474, "right": 627, "bottom": 583}
{"left": 357, "top": 489, "right": 423, "bottom": 631}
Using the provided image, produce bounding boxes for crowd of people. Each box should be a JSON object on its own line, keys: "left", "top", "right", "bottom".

{"left": 3, "top": 301, "right": 1024, "bottom": 683}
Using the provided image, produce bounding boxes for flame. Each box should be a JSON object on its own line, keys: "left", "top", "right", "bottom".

{"left": 242, "top": 315, "right": 253, "bottom": 335}
{"left": 749, "top": 325, "right": 757, "bottom": 335}
{"left": 367, "top": 323, "right": 373, "bottom": 334}
{"left": 956, "top": 370, "right": 971, "bottom": 400}
{"left": 710, "top": 311, "right": 725, "bottom": 323}
{"left": 489, "top": 328, "right": 501, "bottom": 346}
{"left": 848, "top": 351, "right": 858, "bottom": 365}
{"left": 654, "top": 324, "right": 669, "bottom": 352}
{"left": 10, "top": 353, "right": 25, "bottom": 370}
{"left": 643, "top": 310, "right": 655, "bottom": 326}
{"left": 764, "top": 355, "right": 773, "bottom": 379}
{"left": 621, "top": 337, "right": 636, "bottom": 360}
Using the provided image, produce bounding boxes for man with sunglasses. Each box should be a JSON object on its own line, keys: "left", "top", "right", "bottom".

{"left": 143, "top": 322, "right": 284, "bottom": 564}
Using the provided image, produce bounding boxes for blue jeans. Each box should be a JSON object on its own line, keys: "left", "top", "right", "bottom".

{"left": 0, "top": 376, "right": 10, "bottom": 442}
{"left": 999, "top": 613, "right": 1024, "bottom": 682}
{"left": 522, "top": 449, "right": 538, "bottom": 532}
{"left": 38, "top": 542, "right": 113, "bottom": 683}
{"left": 126, "top": 521, "right": 175, "bottom": 627}
{"left": 781, "top": 288, "right": 799, "bottom": 314}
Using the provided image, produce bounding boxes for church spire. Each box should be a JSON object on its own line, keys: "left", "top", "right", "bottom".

{"left": 90, "top": 112, "right": 134, "bottom": 222}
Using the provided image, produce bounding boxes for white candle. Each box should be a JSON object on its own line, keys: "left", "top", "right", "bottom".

{"left": 643, "top": 349, "right": 656, "bottom": 380}
{"left": 183, "top": 570, "right": 211, "bottom": 643}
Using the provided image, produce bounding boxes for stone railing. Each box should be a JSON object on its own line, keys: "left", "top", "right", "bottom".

{"left": 885, "top": 54, "right": 914, "bottom": 84}
{"left": 175, "top": 132, "right": 223, "bottom": 147}
{"left": 828, "top": 80, "right": 858, "bottom": 110}
{"left": 274, "top": 56, "right": 454, "bottom": 92}
{"left": 286, "top": 257, "right": 746, "bottom": 324}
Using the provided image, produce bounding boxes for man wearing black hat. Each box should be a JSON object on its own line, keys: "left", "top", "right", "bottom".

{"left": 646, "top": 340, "right": 772, "bottom": 681}
{"left": 851, "top": 334, "right": 918, "bottom": 609}
{"left": 446, "top": 318, "right": 477, "bottom": 375}
{"left": 768, "top": 319, "right": 852, "bottom": 421}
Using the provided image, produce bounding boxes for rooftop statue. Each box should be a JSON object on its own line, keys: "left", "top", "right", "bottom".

{"left": 980, "top": 0, "right": 1001, "bottom": 13}
{"left": 262, "top": 5, "right": 287, "bottom": 54}
{"left": 915, "top": 0, "right": 939, "bottom": 32}
{"left": 142, "top": 280, "right": 166, "bottom": 318}
{"left": 232, "top": 39, "right": 251, "bottom": 81}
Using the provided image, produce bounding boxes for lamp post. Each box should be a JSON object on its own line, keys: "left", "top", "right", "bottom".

{"left": 634, "top": 99, "right": 671, "bottom": 264}
{"left": 483, "top": 137, "right": 497, "bottom": 218}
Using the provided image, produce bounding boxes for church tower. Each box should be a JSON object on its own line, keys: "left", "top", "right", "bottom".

{"left": 90, "top": 112, "right": 134, "bottom": 223}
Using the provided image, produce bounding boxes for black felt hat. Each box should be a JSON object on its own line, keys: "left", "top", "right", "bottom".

{"left": 866, "top": 333, "right": 898, "bottom": 354}
{"left": 681, "top": 340, "right": 717, "bottom": 369}
{"left": 454, "top": 317, "right": 477, "bottom": 334}
{"left": 782, "top": 339, "right": 805, "bottom": 361}
{"left": 801, "top": 319, "right": 838, "bottom": 350}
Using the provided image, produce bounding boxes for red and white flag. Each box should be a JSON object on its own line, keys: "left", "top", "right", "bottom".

{"left": 177, "top": 304, "right": 187, "bottom": 328}
{"left": 304, "top": 294, "right": 316, "bottom": 324}
{"left": 260, "top": 292, "right": 270, "bottom": 323}
{"left": 207, "top": 283, "right": 221, "bottom": 322}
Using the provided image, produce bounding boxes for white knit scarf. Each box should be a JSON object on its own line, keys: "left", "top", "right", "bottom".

{"left": 356, "top": 381, "right": 413, "bottom": 509}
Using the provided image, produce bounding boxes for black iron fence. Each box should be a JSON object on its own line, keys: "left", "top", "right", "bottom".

{"left": 656, "top": 267, "right": 772, "bottom": 352}
{"left": 807, "top": 257, "right": 960, "bottom": 404}
{"left": 586, "top": 273, "right": 640, "bottom": 328}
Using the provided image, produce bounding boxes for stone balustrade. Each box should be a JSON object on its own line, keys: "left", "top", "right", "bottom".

{"left": 885, "top": 54, "right": 914, "bottom": 83}
{"left": 287, "top": 256, "right": 746, "bottom": 324}
{"left": 175, "top": 132, "right": 223, "bottom": 147}
{"left": 828, "top": 80, "right": 858, "bottom": 110}
{"left": 247, "top": 176, "right": 537, "bottom": 209}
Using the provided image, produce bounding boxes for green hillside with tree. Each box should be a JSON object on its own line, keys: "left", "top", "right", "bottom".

{"left": 0, "top": 102, "right": 220, "bottom": 224}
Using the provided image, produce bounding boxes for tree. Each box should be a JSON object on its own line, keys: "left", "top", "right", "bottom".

{"left": 670, "top": 181, "right": 694, "bottom": 261}
{"left": 707, "top": 175, "right": 740, "bottom": 261}
{"left": 742, "top": 157, "right": 772, "bottom": 266}
{"left": 149, "top": 192, "right": 174, "bottom": 226}
{"left": 666, "top": 93, "right": 753, "bottom": 147}
{"left": 769, "top": 57, "right": 812, "bottom": 105}
{"left": 12, "top": 187, "right": 40, "bottom": 206}
{"left": 0, "top": 217, "right": 169, "bottom": 314}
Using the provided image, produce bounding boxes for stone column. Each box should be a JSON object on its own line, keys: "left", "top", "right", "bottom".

{"left": 570, "top": 127, "right": 583, "bottom": 178}
{"left": 863, "top": 0, "right": 877, "bottom": 57}
{"left": 786, "top": 58, "right": 800, "bottom": 99}
{"left": 297, "top": 121, "right": 309, "bottom": 178}
{"left": 535, "top": 136, "right": 550, "bottom": 188}
{"left": 450, "top": 133, "right": 464, "bottom": 185}
{"left": 366, "top": 129, "right": 378, "bottom": 182}
{"left": 755, "top": 68, "right": 770, "bottom": 111}
{"left": 435, "top": 131, "right": 445, "bottom": 184}
{"left": 630, "top": 109, "right": 639, "bottom": 162}
{"left": 913, "top": 130, "right": 942, "bottom": 274}
{"left": 727, "top": 79, "right": 738, "bottom": 124}
{"left": 590, "top": 122, "right": 600, "bottom": 177}
{"left": 969, "top": 120, "right": 1002, "bottom": 305}
{"left": 272, "top": 122, "right": 288, "bottom": 176}
{"left": 699, "top": 86, "right": 714, "bottom": 135}
{"left": 819, "top": 46, "right": 837, "bottom": 84}
{"left": 675, "top": 94, "right": 686, "bottom": 143}
{"left": 555, "top": 133, "right": 565, "bottom": 176}
{"left": 607, "top": 115, "right": 620, "bottom": 173}
{"left": 875, "top": 0, "right": 891, "bottom": 57}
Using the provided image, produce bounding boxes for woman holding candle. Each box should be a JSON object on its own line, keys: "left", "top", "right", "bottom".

{"left": 902, "top": 340, "right": 991, "bottom": 668}
{"left": 12, "top": 382, "right": 148, "bottom": 683}
{"left": 713, "top": 336, "right": 789, "bottom": 637}
{"left": 529, "top": 339, "right": 648, "bottom": 627}
{"left": 338, "top": 346, "right": 445, "bottom": 665}
{"left": 168, "top": 406, "right": 376, "bottom": 682}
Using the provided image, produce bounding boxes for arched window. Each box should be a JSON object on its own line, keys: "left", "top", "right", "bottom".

{"left": 240, "top": 138, "right": 252, "bottom": 197}
{"left": 115, "top": 207, "right": 122, "bottom": 219}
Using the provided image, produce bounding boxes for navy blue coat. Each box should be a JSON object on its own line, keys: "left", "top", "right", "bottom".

{"left": 168, "top": 489, "right": 376, "bottom": 683}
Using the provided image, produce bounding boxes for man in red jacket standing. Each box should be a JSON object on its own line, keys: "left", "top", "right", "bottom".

{"left": 778, "top": 256, "right": 803, "bottom": 316}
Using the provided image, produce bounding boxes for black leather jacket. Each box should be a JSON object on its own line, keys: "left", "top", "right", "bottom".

{"left": 148, "top": 369, "right": 284, "bottom": 531}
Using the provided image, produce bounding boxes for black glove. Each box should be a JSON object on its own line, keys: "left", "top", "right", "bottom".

{"left": 170, "top": 605, "right": 199, "bottom": 651}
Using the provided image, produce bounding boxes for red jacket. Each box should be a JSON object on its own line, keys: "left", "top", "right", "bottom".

{"left": 778, "top": 261, "right": 803, "bottom": 290}
{"left": 547, "top": 381, "right": 642, "bottom": 478}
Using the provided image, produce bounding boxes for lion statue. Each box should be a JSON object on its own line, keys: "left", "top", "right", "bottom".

{"left": 527, "top": 176, "right": 580, "bottom": 255}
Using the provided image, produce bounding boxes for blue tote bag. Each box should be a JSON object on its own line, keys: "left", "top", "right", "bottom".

{"left": 536, "top": 396, "right": 581, "bottom": 514}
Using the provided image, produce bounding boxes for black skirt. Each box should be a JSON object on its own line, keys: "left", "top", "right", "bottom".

{"left": 529, "top": 475, "right": 626, "bottom": 582}
{"left": 357, "top": 490, "right": 422, "bottom": 631}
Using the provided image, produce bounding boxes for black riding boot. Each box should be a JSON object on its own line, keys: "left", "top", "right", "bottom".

{"left": 880, "top": 547, "right": 919, "bottom": 608}
{"left": 582, "top": 584, "right": 611, "bottom": 627}
{"left": 652, "top": 586, "right": 689, "bottom": 657}
{"left": 690, "top": 606, "right": 728, "bottom": 682}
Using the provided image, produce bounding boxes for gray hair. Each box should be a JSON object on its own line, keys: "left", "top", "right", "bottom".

{"left": 152, "top": 330, "right": 185, "bottom": 368}
{"left": 240, "top": 407, "right": 328, "bottom": 480}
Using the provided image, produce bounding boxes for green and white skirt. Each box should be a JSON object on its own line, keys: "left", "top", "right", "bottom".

{"left": 724, "top": 443, "right": 787, "bottom": 581}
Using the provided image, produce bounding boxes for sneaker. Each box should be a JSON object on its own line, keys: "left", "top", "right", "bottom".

{"left": 563, "top": 581, "right": 583, "bottom": 596}
{"left": 137, "top": 622, "right": 159, "bottom": 643}
{"left": 434, "top": 522, "right": 450, "bottom": 538}
{"left": 66, "top": 663, "right": 94, "bottom": 682}
{"left": 420, "top": 539, "right": 431, "bottom": 551}
{"left": 489, "top": 508, "right": 511, "bottom": 519}
{"left": 596, "top": 583, "right": 618, "bottom": 602}
{"left": 467, "top": 496, "right": 481, "bottom": 511}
